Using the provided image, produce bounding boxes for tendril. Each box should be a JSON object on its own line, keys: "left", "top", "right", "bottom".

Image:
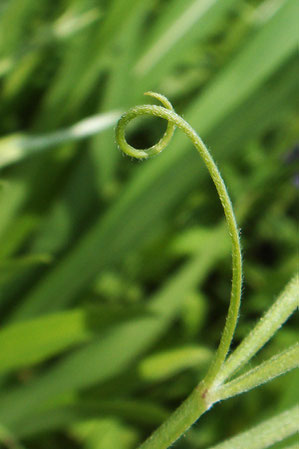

{"left": 116, "top": 91, "right": 175, "bottom": 159}
{"left": 115, "top": 92, "right": 243, "bottom": 384}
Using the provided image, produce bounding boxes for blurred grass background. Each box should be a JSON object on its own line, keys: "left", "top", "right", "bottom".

{"left": 0, "top": 0, "right": 298, "bottom": 448}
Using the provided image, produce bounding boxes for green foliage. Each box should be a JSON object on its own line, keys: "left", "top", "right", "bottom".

{"left": 0, "top": 1, "right": 297, "bottom": 448}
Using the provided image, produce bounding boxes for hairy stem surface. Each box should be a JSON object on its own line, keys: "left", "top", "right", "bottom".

{"left": 138, "top": 383, "right": 211, "bottom": 449}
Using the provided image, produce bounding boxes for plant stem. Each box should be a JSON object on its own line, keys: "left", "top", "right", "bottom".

{"left": 116, "top": 92, "right": 242, "bottom": 449}
{"left": 116, "top": 92, "right": 242, "bottom": 380}
{"left": 138, "top": 383, "right": 211, "bottom": 449}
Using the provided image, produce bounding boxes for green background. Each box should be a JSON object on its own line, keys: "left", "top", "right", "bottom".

{"left": 0, "top": 0, "right": 298, "bottom": 448}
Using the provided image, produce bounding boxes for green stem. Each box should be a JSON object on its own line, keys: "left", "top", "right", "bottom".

{"left": 138, "top": 383, "right": 211, "bottom": 449}
{"left": 116, "top": 92, "right": 242, "bottom": 378}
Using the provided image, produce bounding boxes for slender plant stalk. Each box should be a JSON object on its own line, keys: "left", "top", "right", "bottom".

{"left": 138, "top": 383, "right": 211, "bottom": 449}
{"left": 207, "top": 405, "right": 299, "bottom": 449}
{"left": 116, "top": 92, "right": 242, "bottom": 382}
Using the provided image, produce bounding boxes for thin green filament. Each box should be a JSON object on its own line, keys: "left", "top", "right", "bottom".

{"left": 116, "top": 92, "right": 242, "bottom": 384}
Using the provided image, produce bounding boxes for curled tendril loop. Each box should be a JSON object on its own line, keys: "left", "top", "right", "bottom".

{"left": 116, "top": 92, "right": 243, "bottom": 384}
{"left": 116, "top": 91, "right": 176, "bottom": 159}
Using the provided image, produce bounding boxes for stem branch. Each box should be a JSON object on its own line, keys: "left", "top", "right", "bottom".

{"left": 214, "top": 274, "right": 298, "bottom": 386}
{"left": 213, "top": 343, "right": 299, "bottom": 401}
{"left": 138, "top": 384, "right": 211, "bottom": 449}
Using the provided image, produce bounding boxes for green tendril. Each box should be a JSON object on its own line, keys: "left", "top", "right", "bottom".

{"left": 116, "top": 91, "right": 175, "bottom": 159}
{"left": 116, "top": 92, "right": 242, "bottom": 383}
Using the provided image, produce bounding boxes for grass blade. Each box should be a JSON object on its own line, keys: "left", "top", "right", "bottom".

{"left": 0, "top": 111, "right": 120, "bottom": 169}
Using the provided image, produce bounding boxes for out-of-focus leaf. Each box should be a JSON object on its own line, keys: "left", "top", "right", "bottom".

{"left": 134, "top": 0, "right": 237, "bottom": 84}
{"left": 0, "top": 224, "right": 230, "bottom": 429}
{"left": 15, "top": 398, "right": 168, "bottom": 438}
{"left": 0, "top": 111, "right": 120, "bottom": 169}
{"left": 139, "top": 345, "right": 212, "bottom": 381}
{"left": 71, "top": 418, "right": 138, "bottom": 449}
{"left": 0, "top": 305, "right": 148, "bottom": 375}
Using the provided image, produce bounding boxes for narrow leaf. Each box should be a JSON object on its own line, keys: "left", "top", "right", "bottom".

{"left": 207, "top": 406, "right": 299, "bottom": 449}
{"left": 0, "top": 111, "right": 120, "bottom": 169}
{"left": 139, "top": 345, "right": 212, "bottom": 381}
{"left": 0, "top": 305, "right": 146, "bottom": 375}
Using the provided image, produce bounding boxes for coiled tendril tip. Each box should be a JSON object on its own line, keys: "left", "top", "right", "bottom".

{"left": 115, "top": 91, "right": 175, "bottom": 160}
